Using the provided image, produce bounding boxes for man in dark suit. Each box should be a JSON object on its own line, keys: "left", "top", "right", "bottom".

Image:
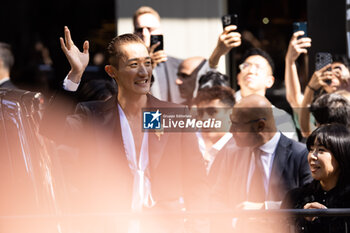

{"left": 211, "top": 94, "right": 311, "bottom": 232}
{"left": 45, "top": 26, "right": 207, "bottom": 233}
{"left": 133, "top": 6, "right": 184, "bottom": 104}
{"left": 0, "top": 42, "right": 17, "bottom": 89}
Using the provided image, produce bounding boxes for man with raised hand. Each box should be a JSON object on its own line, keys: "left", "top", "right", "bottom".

{"left": 48, "top": 26, "right": 207, "bottom": 233}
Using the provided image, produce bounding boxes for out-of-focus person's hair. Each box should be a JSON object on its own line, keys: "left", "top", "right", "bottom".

{"left": 133, "top": 6, "right": 160, "bottom": 26}
{"left": 198, "top": 71, "right": 229, "bottom": 90}
{"left": 306, "top": 123, "right": 350, "bottom": 185}
{"left": 0, "top": 42, "right": 14, "bottom": 70}
{"left": 335, "top": 89, "right": 350, "bottom": 102}
{"left": 193, "top": 85, "right": 235, "bottom": 107}
{"left": 310, "top": 92, "right": 350, "bottom": 127}
{"left": 77, "top": 79, "right": 117, "bottom": 102}
{"left": 106, "top": 33, "right": 146, "bottom": 69}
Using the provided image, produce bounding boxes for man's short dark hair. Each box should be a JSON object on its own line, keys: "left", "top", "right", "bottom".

{"left": 193, "top": 86, "right": 235, "bottom": 107}
{"left": 310, "top": 93, "right": 350, "bottom": 127}
{"left": 198, "top": 71, "right": 229, "bottom": 90}
{"left": 107, "top": 33, "right": 146, "bottom": 69}
{"left": 0, "top": 42, "right": 14, "bottom": 70}
{"left": 241, "top": 48, "right": 275, "bottom": 74}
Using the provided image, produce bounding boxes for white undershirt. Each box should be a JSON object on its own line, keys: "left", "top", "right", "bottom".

{"left": 196, "top": 132, "right": 232, "bottom": 174}
{"left": 118, "top": 104, "right": 155, "bottom": 211}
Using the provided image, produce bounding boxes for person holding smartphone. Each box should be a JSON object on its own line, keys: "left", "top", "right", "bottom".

{"left": 133, "top": 6, "right": 184, "bottom": 104}
{"left": 208, "top": 24, "right": 242, "bottom": 69}
{"left": 284, "top": 27, "right": 350, "bottom": 138}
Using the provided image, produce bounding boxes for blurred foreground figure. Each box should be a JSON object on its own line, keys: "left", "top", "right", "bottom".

{"left": 0, "top": 42, "right": 16, "bottom": 89}
{"left": 41, "top": 27, "right": 208, "bottom": 233}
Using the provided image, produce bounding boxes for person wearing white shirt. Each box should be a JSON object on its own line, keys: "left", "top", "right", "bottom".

{"left": 49, "top": 26, "right": 208, "bottom": 233}
{"left": 192, "top": 85, "right": 235, "bottom": 188}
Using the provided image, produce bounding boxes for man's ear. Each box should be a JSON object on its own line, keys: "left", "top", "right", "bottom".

{"left": 266, "top": 75, "right": 275, "bottom": 88}
{"left": 105, "top": 65, "right": 117, "bottom": 79}
{"left": 257, "top": 120, "right": 266, "bottom": 132}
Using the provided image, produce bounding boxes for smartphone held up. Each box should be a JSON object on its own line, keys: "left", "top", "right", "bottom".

{"left": 293, "top": 21, "right": 307, "bottom": 38}
{"left": 315, "top": 52, "right": 333, "bottom": 71}
{"left": 150, "top": 35, "right": 164, "bottom": 53}
{"left": 315, "top": 52, "right": 333, "bottom": 85}
{"left": 221, "top": 14, "right": 238, "bottom": 31}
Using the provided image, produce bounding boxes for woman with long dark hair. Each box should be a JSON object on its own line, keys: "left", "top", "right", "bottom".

{"left": 282, "top": 123, "right": 350, "bottom": 233}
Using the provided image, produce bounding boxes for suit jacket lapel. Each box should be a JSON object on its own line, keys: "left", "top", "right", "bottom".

{"left": 268, "top": 134, "right": 291, "bottom": 200}
{"left": 89, "top": 95, "right": 122, "bottom": 147}
{"left": 88, "top": 95, "right": 125, "bottom": 157}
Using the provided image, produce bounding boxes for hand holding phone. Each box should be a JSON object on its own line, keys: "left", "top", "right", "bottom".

{"left": 150, "top": 35, "right": 164, "bottom": 52}
{"left": 293, "top": 22, "right": 307, "bottom": 39}
{"left": 315, "top": 52, "right": 333, "bottom": 85}
{"left": 315, "top": 52, "right": 332, "bottom": 71}
{"left": 221, "top": 14, "right": 238, "bottom": 30}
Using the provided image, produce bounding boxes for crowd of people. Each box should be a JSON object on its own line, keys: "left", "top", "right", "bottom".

{"left": 1, "top": 5, "right": 350, "bottom": 233}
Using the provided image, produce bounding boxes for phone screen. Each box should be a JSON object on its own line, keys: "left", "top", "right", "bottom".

{"left": 150, "top": 35, "right": 163, "bottom": 52}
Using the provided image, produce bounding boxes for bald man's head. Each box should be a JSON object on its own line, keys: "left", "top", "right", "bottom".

{"left": 176, "top": 57, "right": 206, "bottom": 101}
{"left": 230, "top": 94, "right": 277, "bottom": 147}
{"left": 235, "top": 94, "right": 273, "bottom": 120}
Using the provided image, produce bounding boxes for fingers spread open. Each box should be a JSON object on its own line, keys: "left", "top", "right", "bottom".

{"left": 60, "top": 37, "right": 68, "bottom": 55}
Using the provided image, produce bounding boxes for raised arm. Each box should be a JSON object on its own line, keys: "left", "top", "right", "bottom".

{"left": 284, "top": 31, "right": 311, "bottom": 108}
{"left": 60, "top": 26, "right": 90, "bottom": 84}
{"left": 208, "top": 25, "right": 241, "bottom": 69}
{"left": 299, "top": 64, "right": 332, "bottom": 137}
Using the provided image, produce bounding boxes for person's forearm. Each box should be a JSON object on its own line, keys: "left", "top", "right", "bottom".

{"left": 299, "top": 86, "right": 314, "bottom": 137}
{"left": 285, "top": 59, "right": 303, "bottom": 108}
{"left": 208, "top": 47, "right": 223, "bottom": 69}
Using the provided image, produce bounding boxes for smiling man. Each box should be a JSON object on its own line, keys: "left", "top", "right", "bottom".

{"left": 47, "top": 26, "right": 207, "bottom": 233}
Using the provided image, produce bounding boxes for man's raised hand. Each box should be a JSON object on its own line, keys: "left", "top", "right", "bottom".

{"left": 60, "top": 26, "right": 89, "bottom": 83}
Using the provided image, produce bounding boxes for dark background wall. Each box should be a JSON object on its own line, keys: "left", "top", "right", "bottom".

{"left": 307, "top": 0, "right": 347, "bottom": 72}
{"left": 0, "top": 0, "right": 115, "bottom": 90}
